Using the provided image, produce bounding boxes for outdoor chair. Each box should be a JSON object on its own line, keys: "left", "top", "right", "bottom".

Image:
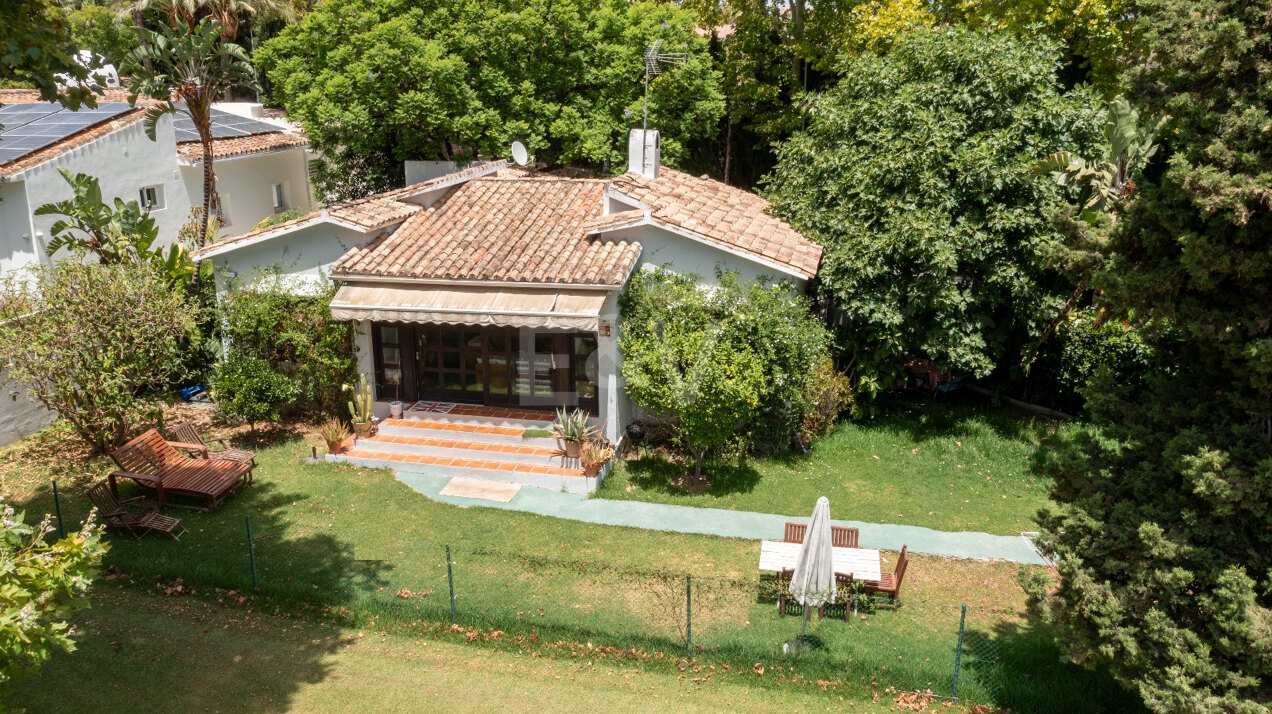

{"left": 169, "top": 422, "right": 257, "bottom": 480}
{"left": 109, "top": 429, "right": 253, "bottom": 512}
{"left": 775, "top": 568, "right": 795, "bottom": 617}
{"left": 862, "top": 545, "right": 908, "bottom": 606}
{"left": 831, "top": 525, "right": 860, "bottom": 548}
{"left": 86, "top": 479, "right": 187, "bottom": 541}
{"left": 783, "top": 522, "right": 806, "bottom": 544}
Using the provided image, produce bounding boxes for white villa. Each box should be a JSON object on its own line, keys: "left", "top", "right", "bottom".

{"left": 195, "top": 130, "right": 822, "bottom": 493}
{"left": 0, "top": 88, "right": 313, "bottom": 445}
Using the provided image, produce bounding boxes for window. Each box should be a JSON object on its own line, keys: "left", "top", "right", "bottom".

{"left": 271, "top": 182, "right": 288, "bottom": 212}
{"left": 139, "top": 185, "right": 164, "bottom": 211}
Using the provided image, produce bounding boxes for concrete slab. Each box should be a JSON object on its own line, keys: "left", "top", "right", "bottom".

{"left": 395, "top": 471, "right": 1049, "bottom": 565}
{"left": 440, "top": 476, "right": 521, "bottom": 503}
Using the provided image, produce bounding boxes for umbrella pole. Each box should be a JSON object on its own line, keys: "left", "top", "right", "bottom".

{"left": 799, "top": 606, "right": 810, "bottom": 639}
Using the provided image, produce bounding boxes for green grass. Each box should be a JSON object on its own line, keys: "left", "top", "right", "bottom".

{"left": 521, "top": 428, "right": 554, "bottom": 439}
{"left": 600, "top": 393, "right": 1059, "bottom": 535}
{"left": 0, "top": 416, "right": 1139, "bottom": 713}
{"left": 12, "top": 586, "right": 917, "bottom": 713}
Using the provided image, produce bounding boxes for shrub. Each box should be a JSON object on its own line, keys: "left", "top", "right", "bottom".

{"left": 222, "top": 273, "right": 356, "bottom": 415}
{"left": 0, "top": 261, "right": 199, "bottom": 451}
{"left": 1030, "top": 309, "right": 1154, "bottom": 413}
{"left": 800, "top": 354, "right": 855, "bottom": 440}
{"left": 212, "top": 353, "right": 298, "bottom": 429}
{"left": 620, "top": 268, "right": 832, "bottom": 467}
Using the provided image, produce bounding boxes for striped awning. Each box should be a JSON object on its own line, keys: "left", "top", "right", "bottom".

{"left": 329, "top": 284, "right": 608, "bottom": 331}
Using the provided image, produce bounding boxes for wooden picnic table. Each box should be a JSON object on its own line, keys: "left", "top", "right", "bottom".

{"left": 758, "top": 540, "right": 883, "bottom": 582}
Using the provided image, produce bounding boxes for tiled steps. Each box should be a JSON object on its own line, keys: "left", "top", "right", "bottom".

{"left": 327, "top": 412, "right": 596, "bottom": 494}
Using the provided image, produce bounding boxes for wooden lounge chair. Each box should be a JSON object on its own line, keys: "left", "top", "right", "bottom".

{"left": 862, "top": 545, "right": 908, "bottom": 605}
{"left": 783, "top": 522, "right": 806, "bottom": 544}
{"left": 831, "top": 525, "right": 860, "bottom": 548}
{"left": 109, "top": 429, "right": 252, "bottom": 512}
{"left": 86, "top": 479, "right": 187, "bottom": 540}
{"left": 169, "top": 422, "right": 256, "bottom": 480}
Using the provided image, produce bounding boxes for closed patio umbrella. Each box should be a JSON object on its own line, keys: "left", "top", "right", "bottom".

{"left": 789, "top": 496, "right": 836, "bottom": 642}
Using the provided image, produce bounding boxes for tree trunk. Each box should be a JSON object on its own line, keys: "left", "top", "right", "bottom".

{"left": 790, "top": 0, "right": 805, "bottom": 81}
{"left": 131, "top": 9, "right": 153, "bottom": 71}
{"left": 1020, "top": 278, "right": 1090, "bottom": 372}
{"left": 692, "top": 448, "right": 705, "bottom": 483}
{"left": 197, "top": 120, "right": 218, "bottom": 247}
{"left": 723, "top": 120, "right": 733, "bottom": 185}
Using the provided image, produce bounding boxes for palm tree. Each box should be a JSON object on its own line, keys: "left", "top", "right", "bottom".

{"left": 201, "top": 0, "right": 294, "bottom": 46}
{"left": 122, "top": 18, "right": 259, "bottom": 247}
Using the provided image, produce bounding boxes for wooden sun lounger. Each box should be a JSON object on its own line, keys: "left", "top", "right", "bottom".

{"left": 109, "top": 429, "right": 252, "bottom": 512}
{"left": 86, "top": 479, "right": 187, "bottom": 540}
{"left": 168, "top": 423, "right": 257, "bottom": 478}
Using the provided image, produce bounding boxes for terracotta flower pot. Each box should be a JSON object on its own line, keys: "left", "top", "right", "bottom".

{"left": 353, "top": 421, "right": 373, "bottom": 439}
{"left": 583, "top": 462, "right": 602, "bottom": 477}
{"left": 326, "top": 438, "right": 350, "bottom": 455}
{"left": 564, "top": 439, "right": 582, "bottom": 459}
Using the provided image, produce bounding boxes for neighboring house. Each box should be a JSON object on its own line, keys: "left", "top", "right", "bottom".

{"left": 0, "top": 89, "right": 312, "bottom": 446}
{"left": 194, "top": 130, "right": 821, "bottom": 493}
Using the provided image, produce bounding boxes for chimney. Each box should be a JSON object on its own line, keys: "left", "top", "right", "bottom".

{"left": 627, "top": 129, "right": 660, "bottom": 179}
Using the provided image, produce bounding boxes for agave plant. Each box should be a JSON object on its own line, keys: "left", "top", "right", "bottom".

{"left": 552, "top": 407, "right": 595, "bottom": 442}
{"left": 318, "top": 417, "right": 350, "bottom": 453}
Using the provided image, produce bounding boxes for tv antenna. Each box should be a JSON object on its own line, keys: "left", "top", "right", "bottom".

{"left": 642, "top": 39, "right": 687, "bottom": 131}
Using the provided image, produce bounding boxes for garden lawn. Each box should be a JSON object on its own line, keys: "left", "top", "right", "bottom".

{"left": 0, "top": 414, "right": 1140, "bottom": 713}
{"left": 11, "top": 585, "right": 911, "bottom": 714}
{"left": 600, "top": 393, "right": 1059, "bottom": 535}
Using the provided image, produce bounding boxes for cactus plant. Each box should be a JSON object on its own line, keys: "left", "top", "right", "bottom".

{"left": 347, "top": 373, "right": 374, "bottom": 435}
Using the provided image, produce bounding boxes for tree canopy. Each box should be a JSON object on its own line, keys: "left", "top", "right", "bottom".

{"left": 1027, "top": 0, "right": 1272, "bottom": 709}
{"left": 257, "top": 0, "right": 725, "bottom": 201}
{"left": 764, "top": 26, "right": 1101, "bottom": 386}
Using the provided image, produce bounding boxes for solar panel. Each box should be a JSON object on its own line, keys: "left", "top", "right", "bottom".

{"left": 0, "top": 102, "right": 132, "bottom": 167}
{"left": 172, "top": 108, "right": 281, "bottom": 143}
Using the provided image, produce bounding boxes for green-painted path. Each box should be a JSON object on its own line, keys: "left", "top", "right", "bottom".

{"left": 395, "top": 471, "right": 1048, "bottom": 565}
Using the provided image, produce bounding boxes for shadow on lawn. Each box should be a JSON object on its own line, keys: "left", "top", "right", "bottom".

{"left": 623, "top": 452, "right": 762, "bottom": 496}
{"left": 959, "top": 617, "right": 1149, "bottom": 714}
{"left": 866, "top": 391, "right": 1049, "bottom": 445}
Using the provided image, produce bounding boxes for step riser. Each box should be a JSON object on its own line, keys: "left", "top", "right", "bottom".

{"left": 394, "top": 412, "right": 554, "bottom": 430}
{"left": 329, "top": 454, "right": 597, "bottom": 496}
{"left": 377, "top": 424, "right": 559, "bottom": 450}
{"left": 351, "top": 439, "right": 566, "bottom": 467}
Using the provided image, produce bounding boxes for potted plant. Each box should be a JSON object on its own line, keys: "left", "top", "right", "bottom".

{"left": 579, "top": 439, "right": 615, "bottom": 477}
{"left": 552, "top": 407, "right": 595, "bottom": 459}
{"left": 346, "top": 373, "right": 376, "bottom": 438}
{"left": 319, "top": 417, "right": 351, "bottom": 454}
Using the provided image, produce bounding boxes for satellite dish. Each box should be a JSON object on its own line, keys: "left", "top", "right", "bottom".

{"left": 511, "top": 141, "right": 529, "bottom": 166}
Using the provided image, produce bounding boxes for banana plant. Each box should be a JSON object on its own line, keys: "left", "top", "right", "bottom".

{"left": 1032, "top": 96, "right": 1168, "bottom": 222}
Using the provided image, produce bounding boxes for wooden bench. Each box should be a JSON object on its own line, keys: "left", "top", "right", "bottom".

{"left": 109, "top": 429, "right": 252, "bottom": 512}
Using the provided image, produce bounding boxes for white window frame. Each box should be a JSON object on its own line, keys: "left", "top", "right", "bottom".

{"left": 139, "top": 185, "right": 165, "bottom": 211}
{"left": 271, "top": 182, "right": 289, "bottom": 212}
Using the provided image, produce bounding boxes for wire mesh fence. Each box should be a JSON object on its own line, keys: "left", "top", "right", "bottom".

{"left": 108, "top": 516, "right": 1007, "bottom": 706}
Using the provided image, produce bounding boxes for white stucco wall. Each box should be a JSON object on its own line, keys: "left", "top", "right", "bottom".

{"left": 210, "top": 222, "right": 372, "bottom": 294}
{"left": 605, "top": 223, "right": 809, "bottom": 291}
{"left": 0, "top": 181, "right": 38, "bottom": 275}
{"left": 11, "top": 114, "right": 191, "bottom": 255}
{"left": 0, "top": 371, "right": 54, "bottom": 448}
{"left": 182, "top": 147, "right": 313, "bottom": 240}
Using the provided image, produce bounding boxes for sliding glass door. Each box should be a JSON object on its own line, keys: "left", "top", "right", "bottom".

{"left": 372, "top": 323, "right": 598, "bottom": 412}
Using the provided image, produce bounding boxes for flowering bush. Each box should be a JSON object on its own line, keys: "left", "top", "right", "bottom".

{"left": 0, "top": 502, "right": 107, "bottom": 695}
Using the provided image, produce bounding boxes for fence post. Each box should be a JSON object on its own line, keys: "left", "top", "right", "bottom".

{"left": 685, "top": 575, "right": 692, "bottom": 659}
{"left": 952, "top": 603, "right": 967, "bottom": 697}
{"left": 245, "top": 515, "right": 259, "bottom": 589}
{"left": 51, "top": 480, "right": 65, "bottom": 539}
{"left": 446, "top": 544, "right": 456, "bottom": 623}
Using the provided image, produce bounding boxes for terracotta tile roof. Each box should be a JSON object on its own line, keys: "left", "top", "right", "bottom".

{"left": 192, "top": 210, "right": 328, "bottom": 258}
{"left": 333, "top": 178, "right": 641, "bottom": 286}
{"left": 604, "top": 168, "right": 821, "bottom": 279}
{"left": 0, "top": 106, "right": 147, "bottom": 178}
{"left": 177, "top": 131, "right": 307, "bottom": 162}
{"left": 0, "top": 87, "right": 141, "bottom": 105}
{"left": 327, "top": 187, "right": 422, "bottom": 230}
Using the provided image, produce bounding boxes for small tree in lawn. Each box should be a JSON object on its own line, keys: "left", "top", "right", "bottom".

{"left": 122, "top": 18, "right": 259, "bottom": 247}
{"left": 0, "top": 261, "right": 200, "bottom": 452}
{"left": 623, "top": 325, "right": 764, "bottom": 482}
{"left": 0, "top": 502, "right": 108, "bottom": 696}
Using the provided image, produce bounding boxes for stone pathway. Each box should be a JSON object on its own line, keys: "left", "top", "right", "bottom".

{"left": 395, "top": 471, "right": 1049, "bottom": 565}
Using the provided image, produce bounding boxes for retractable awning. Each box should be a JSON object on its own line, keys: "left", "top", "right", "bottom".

{"left": 329, "top": 284, "right": 609, "bottom": 331}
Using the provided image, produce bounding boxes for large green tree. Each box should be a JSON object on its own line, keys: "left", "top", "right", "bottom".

{"left": 256, "top": 0, "right": 724, "bottom": 201}
{"left": 1026, "top": 0, "right": 1272, "bottom": 710}
{"left": 764, "top": 26, "right": 1102, "bottom": 388}
{"left": 0, "top": 0, "right": 98, "bottom": 110}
